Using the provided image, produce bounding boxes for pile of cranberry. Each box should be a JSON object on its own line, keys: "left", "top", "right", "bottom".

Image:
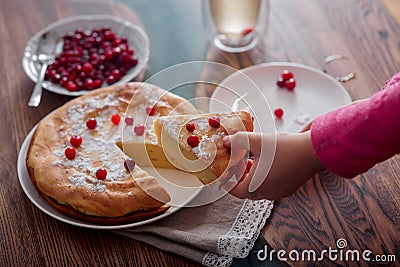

{"left": 276, "top": 70, "right": 296, "bottom": 90}
{"left": 45, "top": 27, "right": 138, "bottom": 92}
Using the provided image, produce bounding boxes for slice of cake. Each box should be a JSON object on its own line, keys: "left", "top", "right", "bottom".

{"left": 153, "top": 111, "right": 254, "bottom": 184}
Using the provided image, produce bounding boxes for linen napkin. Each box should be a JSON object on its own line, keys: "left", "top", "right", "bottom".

{"left": 113, "top": 187, "right": 273, "bottom": 266}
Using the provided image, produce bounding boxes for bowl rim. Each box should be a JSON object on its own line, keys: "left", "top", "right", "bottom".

{"left": 22, "top": 14, "right": 150, "bottom": 96}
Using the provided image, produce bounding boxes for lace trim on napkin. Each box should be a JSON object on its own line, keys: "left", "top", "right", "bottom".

{"left": 202, "top": 199, "right": 274, "bottom": 267}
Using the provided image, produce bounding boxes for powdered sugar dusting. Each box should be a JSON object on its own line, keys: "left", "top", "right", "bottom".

{"left": 51, "top": 89, "right": 163, "bottom": 192}
{"left": 159, "top": 113, "right": 229, "bottom": 165}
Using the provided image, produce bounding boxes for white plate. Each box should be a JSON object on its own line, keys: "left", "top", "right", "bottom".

{"left": 22, "top": 15, "right": 150, "bottom": 96}
{"left": 209, "top": 62, "right": 352, "bottom": 133}
{"left": 17, "top": 126, "right": 202, "bottom": 230}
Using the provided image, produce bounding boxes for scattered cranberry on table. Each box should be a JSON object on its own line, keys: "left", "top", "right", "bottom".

{"left": 45, "top": 27, "right": 139, "bottom": 92}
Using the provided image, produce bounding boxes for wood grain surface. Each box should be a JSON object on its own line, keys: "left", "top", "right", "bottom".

{"left": 1, "top": 0, "right": 399, "bottom": 266}
{"left": 261, "top": 1, "right": 400, "bottom": 266}
{"left": 0, "top": 1, "right": 200, "bottom": 266}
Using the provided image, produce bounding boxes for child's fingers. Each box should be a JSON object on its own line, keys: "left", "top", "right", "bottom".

{"left": 235, "top": 159, "right": 254, "bottom": 180}
{"left": 246, "top": 159, "right": 254, "bottom": 172}
{"left": 226, "top": 173, "right": 264, "bottom": 200}
{"left": 222, "top": 131, "right": 257, "bottom": 149}
{"left": 221, "top": 174, "right": 249, "bottom": 199}
{"left": 221, "top": 159, "right": 252, "bottom": 192}
{"left": 224, "top": 157, "right": 267, "bottom": 200}
{"left": 234, "top": 158, "right": 248, "bottom": 180}
{"left": 223, "top": 132, "right": 263, "bottom": 152}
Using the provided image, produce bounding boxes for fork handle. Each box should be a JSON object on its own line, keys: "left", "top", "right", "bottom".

{"left": 28, "top": 63, "right": 48, "bottom": 107}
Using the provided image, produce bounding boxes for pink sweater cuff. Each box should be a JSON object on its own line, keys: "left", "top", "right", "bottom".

{"left": 311, "top": 73, "right": 400, "bottom": 178}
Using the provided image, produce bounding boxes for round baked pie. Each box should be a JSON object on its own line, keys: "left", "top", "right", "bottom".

{"left": 26, "top": 82, "right": 198, "bottom": 224}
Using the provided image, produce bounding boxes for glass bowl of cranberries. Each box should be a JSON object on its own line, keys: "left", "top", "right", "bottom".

{"left": 22, "top": 15, "right": 150, "bottom": 96}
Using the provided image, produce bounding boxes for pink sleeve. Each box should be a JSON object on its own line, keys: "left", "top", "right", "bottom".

{"left": 311, "top": 73, "right": 400, "bottom": 178}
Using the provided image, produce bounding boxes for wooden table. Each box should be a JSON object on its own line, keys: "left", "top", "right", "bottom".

{"left": 1, "top": 0, "right": 399, "bottom": 266}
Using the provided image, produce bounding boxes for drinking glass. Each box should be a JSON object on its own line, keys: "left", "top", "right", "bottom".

{"left": 203, "top": 0, "right": 270, "bottom": 53}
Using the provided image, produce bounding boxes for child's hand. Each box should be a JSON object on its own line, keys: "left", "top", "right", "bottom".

{"left": 223, "top": 131, "right": 324, "bottom": 200}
